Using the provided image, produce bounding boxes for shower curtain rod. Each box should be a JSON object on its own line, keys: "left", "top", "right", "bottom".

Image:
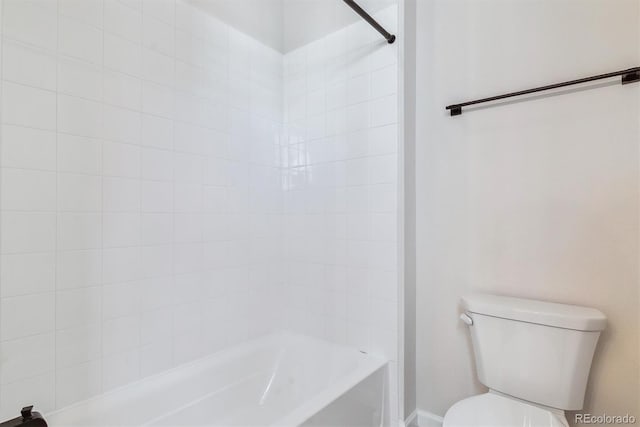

{"left": 446, "top": 66, "right": 640, "bottom": 116}
{"left": 343, "top": 0, "right": 396, "bottom": 44}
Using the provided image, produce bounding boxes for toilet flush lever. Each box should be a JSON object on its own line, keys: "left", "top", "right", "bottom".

{"left": 460, "top": 313, "right": 473, "bottom": 326}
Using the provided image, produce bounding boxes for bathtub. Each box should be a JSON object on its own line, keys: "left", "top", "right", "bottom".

{"left": 47, "top": 333, "right": 388, "bottom": 427}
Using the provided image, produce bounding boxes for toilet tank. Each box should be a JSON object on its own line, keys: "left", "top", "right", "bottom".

{"left": 462, "top": 294, "right": 606, "bottom": 411}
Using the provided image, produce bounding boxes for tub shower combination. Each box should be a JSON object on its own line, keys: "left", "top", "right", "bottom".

{"left": 0, "top": 0, "right": 400, "bottom": 425}
{"left": 47, "top": 334, "right": 388, "bottom": 427}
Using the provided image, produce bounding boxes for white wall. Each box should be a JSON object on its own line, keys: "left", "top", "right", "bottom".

{"left": 281, "top": 4, "right": 401, "bottom": 420}
{"left": 0, "top": 0, "right": 283, "bottom": 416}
{"left": 414, "top": 0, "right": 640, "bottom": 423}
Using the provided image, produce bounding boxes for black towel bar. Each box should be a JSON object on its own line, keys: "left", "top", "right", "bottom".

{"left": 446, "top": 67, "right": 640, "bottom": 116}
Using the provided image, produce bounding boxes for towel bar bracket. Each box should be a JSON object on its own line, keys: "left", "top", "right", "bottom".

{"left": 622, "top": 70, "right": 640, "bottom": 85}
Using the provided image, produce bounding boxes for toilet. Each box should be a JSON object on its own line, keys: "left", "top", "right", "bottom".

{"left": 443, "top": 294, "right": 607, "bottom": 427}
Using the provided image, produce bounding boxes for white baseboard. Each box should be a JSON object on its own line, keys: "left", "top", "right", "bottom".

{"left": 403, "top": 409, "right": 444, "bottom": 427}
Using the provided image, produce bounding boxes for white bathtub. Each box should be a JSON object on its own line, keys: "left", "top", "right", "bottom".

{"left": 47, "top": 333, "right": 388, "bottom": 427}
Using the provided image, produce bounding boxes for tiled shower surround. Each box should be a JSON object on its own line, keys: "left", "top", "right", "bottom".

{"left": 0, "top": 0, "right": 399, "bottom": 418}
{"left": 281, "top": 4, "right": 399, "bottom": 409}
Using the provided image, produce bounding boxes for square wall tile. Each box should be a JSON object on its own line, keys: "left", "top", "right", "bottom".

{"left": 57, "top": 213, "right": 102, "bottom": 252}
{"left": 104, "top": 0, "right": 142, "bottom": 43}
{"left": 103, "top": 107, "right": 142, "bottom": 145}
{"left": 59, "top": 0, "right": 104, "bottom": 28}
{"left": 0, "top": 333, "right": 55, "bottom": 385}
{"left": 1, "top": 252, "right": 56, "bottom": 297}
{"left": 1, "top": 212, "right": 56, "bottom": 254}
{"left": 58, "top": 134, "right": 103, "bottom": 175}
{"left": 1, "top": 125, "right": 56, "bottom": 171}
{"left": 2, "top": 82, "right": 56, "bottom": 130}
{"left": 58, "top": 174, "right": 102, "bottom": 212}
{"left": 56, "top": 324, "right": 102, "bottom": 368}
{"left": 55, "top": 360, "right": 102, "bottom": 408}
{"left": 1, "top": 169, "right": 57, "bottom": 211}
{"left": 1, "top": 293, "right": 55, "bottom": 341}
{"left": 102, "top": 349, "right": 140, "bottom": 392}
{"left": 57, "top": 250, "right": 103, "bottom": 290}
{"left": 56, "top": 287, "right": 102, "bottom": 330}
{"left": 103, "top": 177, "right": 141, "bottom": 212}
{"left": 2, "top": 0, "right": 57, "bottom": 51}
{"left": 103, "top": 141, "right": 141, "bottom": 178}
{"left": 2, "top": 39, "right": 57, "bottom": 90}
{"left": 58, "top": 56, "right": 103, "bottom": 101}
{"left": 104, "top": 70, "right": 142, "bottom": 111}
{"left": 58, "top": 15, "right": 104, "bottom": 65}
{"left": 58, "top": 95, "right": 104, "bottom": 139}
{"left": 104, "top": 32, "right": 142, "bottom": 76}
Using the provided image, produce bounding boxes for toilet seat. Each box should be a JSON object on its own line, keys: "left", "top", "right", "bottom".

{"left": 443, "top": 392, "right": 569, "bottom": 427}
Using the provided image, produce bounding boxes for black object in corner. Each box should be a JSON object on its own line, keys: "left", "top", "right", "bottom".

{"left": 0, "top": 406, "right": 47, "bottom": 427}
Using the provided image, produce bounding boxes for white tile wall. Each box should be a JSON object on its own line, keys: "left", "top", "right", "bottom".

{"left": 0, "top": 0, "right": 283, "bottom": 417}
{"left": 282, "top": 4, "right": 398, "bottom": 356}
{"left": 281, "top": 4, "right": 400, "bottom": 418}
{"left": 0, "top": 0, "right": 399, "bottom": 420}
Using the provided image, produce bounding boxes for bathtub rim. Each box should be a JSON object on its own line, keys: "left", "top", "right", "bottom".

{"left": 46, "top": 332, "right": 284, "bottom": 423}
{"left": 45, "top": 331, "right": 388, "bottom": 427}
{"left": 273, "top": 359, "right": 388, "bottom": 426}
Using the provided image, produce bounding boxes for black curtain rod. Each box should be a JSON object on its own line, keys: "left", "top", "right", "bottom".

{"left": 446, "top": 67, "right": 640, "bottom": 116}
{"left": 343, "top": 0, "right": 396, "bottom": 44}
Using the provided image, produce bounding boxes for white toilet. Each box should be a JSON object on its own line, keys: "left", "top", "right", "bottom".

{"left": 443, "top": 294, "right": 607, "bottom": 427}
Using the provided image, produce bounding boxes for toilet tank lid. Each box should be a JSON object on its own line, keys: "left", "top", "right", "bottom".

{"left": 462, "top": 294, "right": 607, "bottom": 331}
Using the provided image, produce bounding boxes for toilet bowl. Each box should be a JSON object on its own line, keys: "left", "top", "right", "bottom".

{"left": 443, "top": 392, "right": 568, "bottom": 427}
{"left": 443, "top": 294, "right": 606, "bottom": 427}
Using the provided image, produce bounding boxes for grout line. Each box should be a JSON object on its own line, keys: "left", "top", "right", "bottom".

{"left": 0, "top": 3, "right": 4, "bottom": 406}
{"left": 139, "top": 0, "right": 147, "bottom": 380}
{"left": 52, "top": 0, "right": 60, "bottom": 409}
{"left": 0, "top": 328, "right": 56, "bottom": 347}
{"left": 170, "top": 0, "right": 178, "bottom": 371}
{"left": 98, "top": 0, "right": 106, "bottom": 400}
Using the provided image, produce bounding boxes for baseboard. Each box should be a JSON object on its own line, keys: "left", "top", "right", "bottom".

{"left": 403, "top": 409, "right": 444, "bottom": 427}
